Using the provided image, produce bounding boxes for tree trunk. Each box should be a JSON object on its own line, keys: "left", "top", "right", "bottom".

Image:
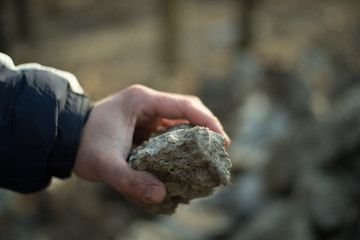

{"left": 161, "top": 0, "right": 180, "bottom": 74}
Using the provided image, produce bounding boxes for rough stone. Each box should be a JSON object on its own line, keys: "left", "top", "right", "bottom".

{"left": 128, "top": 124, "right": 233, "bottom": 215}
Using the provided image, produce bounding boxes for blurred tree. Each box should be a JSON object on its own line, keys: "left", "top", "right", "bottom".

{"left": 14, "top": 0, "right": 30, "bottom": 41}
{"left": 0, "top": 0, "right": 8, "bottom": 53}
{"left": 236, "top": 0, "right": 258, "bottom": 50}
{"left": 161, "top": 0, "right": 180, "bottom": 75}
{"left": 0, "top": 0, "right": 30, "bottom": 54}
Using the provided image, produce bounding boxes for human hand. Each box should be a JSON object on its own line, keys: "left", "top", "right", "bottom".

{"left": 73, "top": 85, "right": 230, "bottom": 204}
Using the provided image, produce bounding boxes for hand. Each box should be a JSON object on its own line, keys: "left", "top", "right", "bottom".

{"left": 73, "top": 85, "right": 230, "bottom": 204}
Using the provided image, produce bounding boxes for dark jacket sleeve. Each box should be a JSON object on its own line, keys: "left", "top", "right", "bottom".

{"left": 0, "top": 53, "right": 91, "bottom": 193}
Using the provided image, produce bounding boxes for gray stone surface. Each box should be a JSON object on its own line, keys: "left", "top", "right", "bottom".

{"left": 128, "top": 124, "right": 233, "bottom": 215}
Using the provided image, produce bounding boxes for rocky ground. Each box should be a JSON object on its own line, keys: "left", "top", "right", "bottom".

{"left": 1, "top": 0, "right": 360, "bottom": 239}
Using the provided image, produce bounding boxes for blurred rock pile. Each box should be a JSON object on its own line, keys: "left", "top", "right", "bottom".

{"left": 1, "top": 0, "right": 360, "bottom": 239}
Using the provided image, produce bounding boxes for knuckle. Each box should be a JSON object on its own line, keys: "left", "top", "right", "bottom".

{"left": 178, "top": 95, "right": 201, "bottom": 107}
{"left": 189, "top": 95, "right": 201, "bottom": 102}
{"left": 125, "top": 84, "right": 148, "bottom": 94}
{"left": 179, "top": 97, "right": 194, "bottom": 106}
{"left": 119, "top": 84, "right": 151, "bottom": 108}
{"left": 182, "top": 94, "right": 201, "bottom": 103}
{"left": 119, "top": 177, "right": 139, "bottom": 197}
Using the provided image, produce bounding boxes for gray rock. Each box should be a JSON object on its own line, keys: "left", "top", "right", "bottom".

{"left": 128, "top": 124, "right": 233, "bottom": 215}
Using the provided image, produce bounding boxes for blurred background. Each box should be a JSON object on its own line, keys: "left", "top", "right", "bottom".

{"left": 1, "top": 0, "right": 360, "bottom": 239}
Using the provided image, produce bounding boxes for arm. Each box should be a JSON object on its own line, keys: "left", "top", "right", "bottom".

{"left": 0, "top": 53, "right": 90, "bottom": 193}
{"left": 0, "top": 53, "right": 230, "bottom": 204}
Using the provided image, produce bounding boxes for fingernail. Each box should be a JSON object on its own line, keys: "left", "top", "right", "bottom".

{"left": 221, "top": 130, "right": 231, "bottom": 146}
{"left": 143, "top": 185, "right": 165, "bottom": 204}
{"left": 225, "top": 134, "right": 231, "bottom": 146}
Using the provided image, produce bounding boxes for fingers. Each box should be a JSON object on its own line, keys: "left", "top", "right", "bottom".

{"left": 134, "top": 118, "right": 190, "bottom": 143}
{"left": 145, "top": 88, "right": 231, "bottom": 146}
{"left": 161, "top": 118, "right": 190, "bottom": 127}
{"left": 104, "top": 159, "right": 166, "bottom": 204}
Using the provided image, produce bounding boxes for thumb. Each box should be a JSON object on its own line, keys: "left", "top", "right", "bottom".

{"left": 105, "top": 160, "right": 166, "bottom": 204}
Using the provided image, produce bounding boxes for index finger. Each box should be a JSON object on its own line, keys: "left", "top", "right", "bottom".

{"left": 146, "top": 90, "right": 231, "bottom": 146}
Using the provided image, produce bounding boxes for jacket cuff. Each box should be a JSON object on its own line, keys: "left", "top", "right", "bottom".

{"left": 48, "top": 89, "right": 91, "bottom": 178}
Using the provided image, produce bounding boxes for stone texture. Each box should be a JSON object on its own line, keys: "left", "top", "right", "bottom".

{"left": 128, "top": 124, "right": 233, "bottom": 215}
